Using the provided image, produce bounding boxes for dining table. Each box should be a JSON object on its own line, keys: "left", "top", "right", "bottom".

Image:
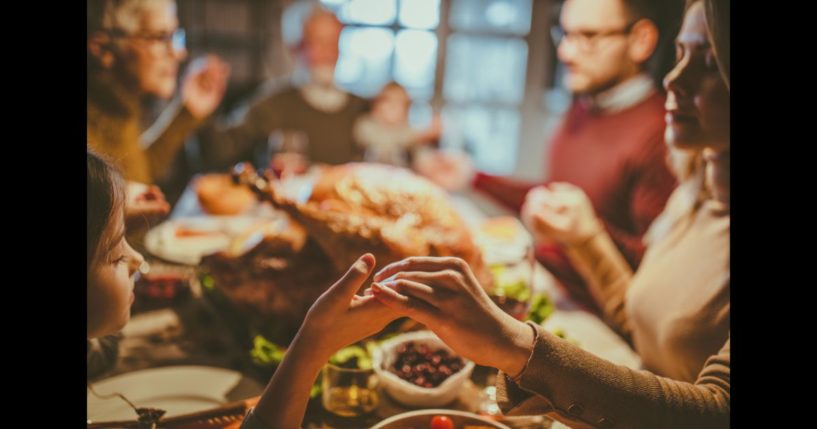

{"left": 88, "top": 172, "right": 642, "bottom": 429}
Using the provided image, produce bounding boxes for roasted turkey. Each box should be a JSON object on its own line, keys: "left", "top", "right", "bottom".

{"left": 200, "top": 163, "right": 491, "bottom": 344}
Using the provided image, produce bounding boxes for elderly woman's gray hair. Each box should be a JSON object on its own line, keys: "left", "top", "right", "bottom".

{"left": 88, "top": 0, "right": 174, "bottom": 36}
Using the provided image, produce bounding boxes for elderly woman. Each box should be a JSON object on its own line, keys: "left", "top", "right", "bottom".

{"left": 87, "top": 0, "right": 229, "bottom": 185}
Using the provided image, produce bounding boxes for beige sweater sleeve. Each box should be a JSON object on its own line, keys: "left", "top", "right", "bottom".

{"left": 496, "top": 323, "right": 730, "bottom": 429}
{"left": 564, "top": 231, "right": 636, "bottom": 339}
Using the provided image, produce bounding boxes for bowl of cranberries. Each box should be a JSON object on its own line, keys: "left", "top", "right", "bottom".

{"left": 373, "top": 331, "right": 475, "bottom": 407}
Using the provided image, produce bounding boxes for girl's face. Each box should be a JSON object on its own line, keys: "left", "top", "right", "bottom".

{"left": 373, "top": 86, "right": 411, "bottom": 127}
{"left": 87, "top": 208, "right": 144, "bottom": 339}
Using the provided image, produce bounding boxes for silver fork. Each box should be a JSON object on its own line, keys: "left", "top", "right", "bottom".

{"left": 87, "top": 383, "right": 166, "bottom": 429}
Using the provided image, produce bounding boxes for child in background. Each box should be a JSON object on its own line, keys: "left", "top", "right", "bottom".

{"left": 354, "top": 82, "right": 441, "bottom": 167}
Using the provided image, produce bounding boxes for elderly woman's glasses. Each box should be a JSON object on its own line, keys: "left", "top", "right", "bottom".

{"left": 106, "top": 28, "right": 186, "bottom": 53}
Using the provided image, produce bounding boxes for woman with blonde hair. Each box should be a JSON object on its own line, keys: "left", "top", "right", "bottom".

{"left": 369, "top": 0, "right": 731, "bottom": 426}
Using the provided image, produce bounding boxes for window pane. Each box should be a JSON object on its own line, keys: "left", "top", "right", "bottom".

{"left": 444, "top": 34, "right": 528, "bottom": 105}
{"left": 450, "top": 0, "right": 532, "bottom": 35}
{"left": 399, "top": 0, "right": 440, "bottom": 29}
{"left": 409, "top": 101, "right": 433, "bottom": 128}
{"left": 335, "top": 27, "right": 395, "bottom": 97}
{"left": 442, "top": 105, "right": 520, "bottom": 174}
{"left": 335, "top": 0, "right": 397, "bottom": 26}
{"left": 394, "top": 30, "right": 437, "bottom": 100}
{"left": 321, "top": 0, "right": 348, "bottom": 6}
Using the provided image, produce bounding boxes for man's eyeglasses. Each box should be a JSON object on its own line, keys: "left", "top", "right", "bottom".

{"left": 550, "top": 21, "right": 636, "bottom": 52}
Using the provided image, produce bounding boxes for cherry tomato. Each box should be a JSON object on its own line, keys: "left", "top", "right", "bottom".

{"left": 430, "top": 415, "right": 455, "bottom": 429}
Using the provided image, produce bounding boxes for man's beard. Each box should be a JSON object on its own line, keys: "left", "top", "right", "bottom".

{"left": 311, "top": 65, "right": 335, "bottom": 87}
{"left": 299, "top": 65, "right": 349, "bottom": 112}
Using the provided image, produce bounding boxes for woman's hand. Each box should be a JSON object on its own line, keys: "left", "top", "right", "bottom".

{"left": 369, "top": 256, "right": 534, "bottom": 377}
{"left": 521, "top": 183, "right": 604, "bottom": 246}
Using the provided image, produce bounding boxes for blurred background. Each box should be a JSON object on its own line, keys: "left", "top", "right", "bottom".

{"left": 152, "top": 0, "right": 567, "bottom": 191}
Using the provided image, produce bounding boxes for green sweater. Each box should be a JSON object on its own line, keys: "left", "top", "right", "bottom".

{"left": 197, "top": 84, "right": 370, "bottom": 170}
{"left": 87, "top": 71, "right": 201, "bottom": 184}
